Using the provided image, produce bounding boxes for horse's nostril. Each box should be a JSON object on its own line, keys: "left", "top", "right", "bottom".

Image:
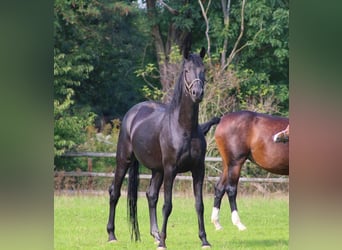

{"left": 192, "top": 90, "right": 196, "bottom": 96}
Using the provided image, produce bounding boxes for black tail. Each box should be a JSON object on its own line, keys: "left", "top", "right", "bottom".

{"left": 200, "top": 116, "right": 221, "bottom": 136}
{"left": 127, "top": 160, "right": 140, "bottom": 241}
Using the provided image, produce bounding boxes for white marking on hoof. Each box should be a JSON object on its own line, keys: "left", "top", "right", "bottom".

{"left": 231, "top": 210, "right": 247, "bottom": 231}
{"left": 211, "top": 207, "right": 223, "bottom": 230}
{"left": 202, "top": 245, "right": 211, "bottom": 249}
{"left": 108, "top": 239, "right": 117, "bottom": 243}
{"left": 156, "top": 247, "right": 166, "bottom": 250}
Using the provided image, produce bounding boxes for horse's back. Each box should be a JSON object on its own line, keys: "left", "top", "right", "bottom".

{"left": 118, "top": 101, "right": 166, "bottom": 169}
{"left": 215, "top": 111, "right": 256, "bottom": 146}
{"left": 215, "top": 111, "right": 289, "bottom": 175}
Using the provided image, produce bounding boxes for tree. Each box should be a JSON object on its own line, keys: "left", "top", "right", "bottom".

{"left": 54, "top": 49, "right": 95, "bottom": 156}
{"left": 197, "top": 0, "right": 289, "bottom": 115}
{"left": 140, "top": 0, "right": 288, "bottom": 115}
{"left": 70, "top": 1, "right": 152, "bottom": 118}
{"left": 144, "top": 0, "right": 206, "bottom": 100}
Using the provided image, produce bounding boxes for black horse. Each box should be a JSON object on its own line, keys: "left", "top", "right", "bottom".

{"left": 106, "top": 47, "right": 211, "bottom": 249}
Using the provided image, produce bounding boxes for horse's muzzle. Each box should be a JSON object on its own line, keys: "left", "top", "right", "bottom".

{"left": 190, "top": 81, "right": 204, "bottom": 103}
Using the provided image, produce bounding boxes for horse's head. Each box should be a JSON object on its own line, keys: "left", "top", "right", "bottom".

{"left": 183, "top": 47, "right": 206, "bottom": 103}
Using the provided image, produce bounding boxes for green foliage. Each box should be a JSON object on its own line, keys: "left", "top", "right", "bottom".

{"left": 237, "top": 0, "right": 289, "bottom": 85}
{"left": 54, "top": 48, "right": 96, "bottom": 156}
{"left": 135, "top": 63, "right": 165, "bottom": 100}
{"left": 236, "top": 68, "right": 289, "bottom": 115}
{"left": 78, "top": 119, "right": 120, "bottom": 153}
{"left": 199, "top": 0, "right": 289, "bottom": 131}
{"left": 140, "top": 85, "right": 164, "bottom": 101}
{"left": 54, "top": 0, "right": 151, "bottom": 119}
{"left": 54, "top": 0, "right": 152, "bottom": 166}
{"left": 135, "top": 45, "right": 183, "bottom": 101}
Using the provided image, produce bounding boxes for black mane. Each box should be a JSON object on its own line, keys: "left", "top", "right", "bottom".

{"left": 168, "top": 53, "right": 204, "bottom": 112}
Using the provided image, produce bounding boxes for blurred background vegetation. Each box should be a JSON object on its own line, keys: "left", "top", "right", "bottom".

{"left": 54, "top": 0, "right": 288, "bottom": 180}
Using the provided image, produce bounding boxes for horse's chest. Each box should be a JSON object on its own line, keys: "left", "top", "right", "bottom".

{"left": 176, "top": 137, "right": 203, "bottom": 166}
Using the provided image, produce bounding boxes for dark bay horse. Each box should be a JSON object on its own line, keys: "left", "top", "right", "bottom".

{"left": 210, "top": 110, "right": 289, "bottom": 231}
{"left": 107, "top": 48, "right": 211, "bottom": 249}
{"left": 273, "top": 124, "right": 290, "bottom": 143}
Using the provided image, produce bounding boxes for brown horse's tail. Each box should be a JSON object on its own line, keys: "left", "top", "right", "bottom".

{"left": 127, "top": 160, "right": 140, "bottom": 241}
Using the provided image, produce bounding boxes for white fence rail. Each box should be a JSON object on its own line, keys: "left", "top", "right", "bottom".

{"left": 59, "top": 152, "right": 288, "bottom": 184}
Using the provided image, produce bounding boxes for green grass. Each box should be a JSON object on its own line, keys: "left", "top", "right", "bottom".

{"left": 54, "top": 193, "right": 288, "bottom": 250}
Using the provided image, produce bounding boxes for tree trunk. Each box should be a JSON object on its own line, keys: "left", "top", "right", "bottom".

{"left": 220, "top": 0, "right": 231, "bottom": 70}
{"left": 146, "top": 0, "right": 190, "bottom": 102}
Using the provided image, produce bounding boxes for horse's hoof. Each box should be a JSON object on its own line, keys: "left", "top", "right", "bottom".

{"left": 152, "top": 233, "right": 160, "bottom": 244}
{"left": 212, "top": 220, "right": 223, "bottom": 230}
{"left": 202, "top": 244, "right": 211, "bottom": 249}
{"left": 154, "top": 239, "right": 160, "bottom": 245}
{"left": 214, "top": 224, "right": 223, "bottom": 231}
{"left": 108, "top": 239, "right": 117, "bottom": 243}
{"left": 236, "top": 223, "right": 247, "bottom": 231}
{"left": 156, "top": 247, "right": 166, "bottom": 250}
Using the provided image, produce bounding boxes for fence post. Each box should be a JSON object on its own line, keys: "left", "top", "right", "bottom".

{"left": 87, "top": 158, "right": 93, "bottom": 189}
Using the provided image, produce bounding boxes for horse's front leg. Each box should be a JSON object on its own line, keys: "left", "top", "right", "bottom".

{"left": 192, "top": 167, "right": 211, "bottom": 248}
{"left": 157, "top": 169, "right": 176, "bottom": 250}
{"left": 146, "top": 170, "right": 164, "bottom": 243}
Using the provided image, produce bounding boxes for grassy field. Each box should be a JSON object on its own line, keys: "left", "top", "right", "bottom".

{"left": 54, "top": 193, "right": 288, "bottom": 250}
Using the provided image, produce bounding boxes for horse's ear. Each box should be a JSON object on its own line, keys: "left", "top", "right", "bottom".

{"left": 200, "top": 47, "right": 206, "bottom": 59}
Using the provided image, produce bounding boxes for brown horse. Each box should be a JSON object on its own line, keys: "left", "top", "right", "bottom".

{"left": 210, "top": 110, "right": 289, "bottom": 231}
{"left": 273, "top": 124, "right": 289, "bottom": 143}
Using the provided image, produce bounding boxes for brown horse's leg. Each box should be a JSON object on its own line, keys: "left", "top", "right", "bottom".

{"left": 226, "top": 162, "right": 246, "bottom": 231}
{"left": 146, "top": 170, "right": 163, "bottom": 243}
{"left": 157, "top": 169, "right": 176, "bottom": 250}
{"left": 211, "top": 179, "right": 225, "bottom": 230}
{"left": 192, "top": 167, "right": 211, "bottom": 248}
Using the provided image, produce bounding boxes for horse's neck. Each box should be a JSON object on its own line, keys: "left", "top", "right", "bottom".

{"left": 176, "top": 95, "right": 199, "bottom": 132}
{"left": 168, "top": 73, "right": 199, "bottom": 132}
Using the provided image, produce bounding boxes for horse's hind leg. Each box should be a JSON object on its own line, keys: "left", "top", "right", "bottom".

{"left": 107, "top": 140, "right": 134, "bottom": 242}
{"left": 146, "top": 170, "right": 163, "bottom": 243}
{"left": 226, "top": 161, "right": 246, "bottom": 231}
{"left": 211, "top": 153, "right": 230, "bottom": 230}
{"left": 107, "top": 166, "right": 128, "bottom": 241}
{"left": 211, "top": 178, "right": 225, "bottom": 230}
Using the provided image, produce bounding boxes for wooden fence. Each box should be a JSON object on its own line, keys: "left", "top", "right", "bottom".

{"left": 57, "top": 152, "right": 288, "bottom": 184}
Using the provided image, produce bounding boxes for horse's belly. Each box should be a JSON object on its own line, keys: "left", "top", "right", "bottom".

{"left": 253, "top": 157, "right": 289, "bottom": 175}
{"left": 131, "top": 134, "right": 163, "bottom": 169}
{"left": 134, "top": 150, "right": 163, "bottom": 169}
{"left": 252, "top": 148, "right": 289, "bottom": 175}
